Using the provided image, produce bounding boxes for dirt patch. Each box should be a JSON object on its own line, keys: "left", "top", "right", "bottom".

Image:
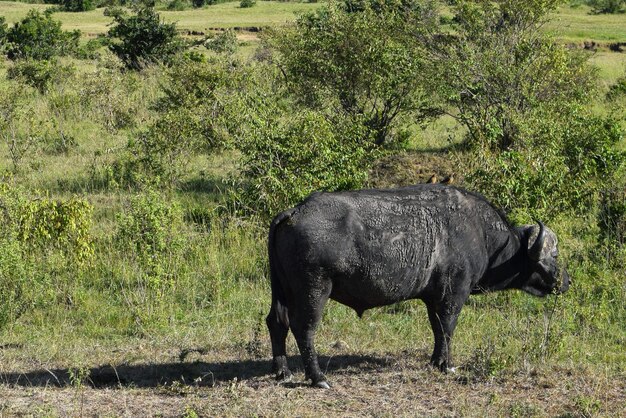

{"left": 369, "top": 151, "right": 462, "bottom": 189}
{"left": 1, "top": 351, "right": 623, "bottom": 417}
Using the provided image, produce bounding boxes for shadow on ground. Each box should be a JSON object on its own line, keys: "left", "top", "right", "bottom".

{"left": 0, "top": 354, "right": 397, "bottom": 389}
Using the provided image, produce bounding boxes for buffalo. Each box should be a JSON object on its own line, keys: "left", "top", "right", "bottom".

{"left": 266, "top": 184, "right": 569, "bottom": 388}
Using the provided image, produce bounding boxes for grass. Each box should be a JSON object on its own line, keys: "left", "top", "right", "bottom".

{"left": 0, "top": 1, "right": 320, "bottom": 34}
{"left": 0, "top": 1, "right": 625, "bottom": 416}
{"left": 548, "top": 4, "right": 626, "bottom": 43}
{"left": 1, "top": 1, "right": 625, "bottom": 42}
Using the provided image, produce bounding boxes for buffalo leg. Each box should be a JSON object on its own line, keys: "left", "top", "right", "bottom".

{"left": 426, "top": 296, "right": 466, "bottom": 372}
{"left": 289, "top": 281, "right": 332, "bottom": 388}
{"left": 266, "top": 304, "right": 291, "bottom": 381}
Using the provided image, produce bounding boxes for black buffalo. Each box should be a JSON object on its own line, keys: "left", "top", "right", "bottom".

{"left": 266, "top": 184, "right": 569, "bottom": 388}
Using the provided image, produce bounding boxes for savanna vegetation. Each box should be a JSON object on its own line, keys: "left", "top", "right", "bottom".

{"left": 0, "top": 0, "right": 625, "bottom": 415}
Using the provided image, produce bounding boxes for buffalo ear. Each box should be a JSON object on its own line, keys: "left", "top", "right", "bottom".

{"left": 528, "top": 222, "right": 546, "bottom": 262}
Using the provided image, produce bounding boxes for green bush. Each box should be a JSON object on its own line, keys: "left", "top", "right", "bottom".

{"left": 598, "top": 185, "right": 626, "bottom": 264}
{"left": 204, "top": 30, "right": 238, "bottom": 54}
{"left": 7, "top": 59, "right": 75, "bottom": 94}
{"left": 114, "top": 57, "right": 248, "bottom": 187}
{"left": 62, "top": 0, "right": 96, "bottom": 12}
{"left": 116, "top": 189, "right": 185, "bottom": 282}
{"left": 0, "top": 82, "right": 43, "bottom": 173}
{"left": 77, "top": 67, "right": 139, "bottom": 132}
{"left": 5, "top": 9, "right": 80, "bottom": 60}
{"left": 464, "top": 112, "right": 625, "bottom": 222}
{"left": 239, "top": 0, "right": 256, "bottom": 8}
{"left": 235, "top": 110, "right": 376, "bottom": 217}
{"left": 106, "top": 6, "right": 187, "bottom": 70}
{"left": 587, "top": 0, "right": 625, "bottom": 13}
{"left": 268, "top": 0, "right": 441, "bottom": 146}
{"left": 0, "top": 182, "right": 94, "bottom": 327}
{"left": 167, "top": 0, "right": 188, "bottom": 10}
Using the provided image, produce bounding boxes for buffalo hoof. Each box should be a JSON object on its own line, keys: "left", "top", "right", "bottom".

{"left": 313, "top": 380, "right": 331, "bottom": 389}
{"left": 275, "top": 370, "right": 293, "bottom": 382}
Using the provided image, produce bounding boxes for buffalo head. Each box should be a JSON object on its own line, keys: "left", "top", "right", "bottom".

{"left": 519, "top": 222, "right": 570, "bottom": 296}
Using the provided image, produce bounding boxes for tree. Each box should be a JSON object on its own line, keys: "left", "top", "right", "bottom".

{"left": 106, "top": 6, "right": 186, "bottom": 70}
{"left": 5, "top": 9, "right": 80, "bottom": 60}
{"left": 62, "top": 0, "right": 96, "bottom": 12}
{"left": 587, "top": 0, "right": 626, "bottom": 14}
{"left": 267, "top": 0, "right": 441, "bottom": 146}
{"left": 429, "top": 0, "right": 625, "bottom": 219}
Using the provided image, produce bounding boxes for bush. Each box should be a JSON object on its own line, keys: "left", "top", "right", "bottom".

{"left": 77, "top": 67, "right": 139, "bottom": 132}
{"left": 235, "top": 110, "right": 376, "bottom": 217}
{"left": 7, "top": 58, "right": 75, "bottom": 94}
{"left": 0, "top": 83, "right": 42, "bottom": 173}
{"left": 116, "top": 189, "right": 185, "bottom": 282}
{"left": 167, "top": 0, "right": 188, "bottom": 10}
{"left": 463, "top": 112, "right": 625, "bottom": 222}
{"left": 0, "top": 182, "right": 94, "bottom": 327}
{"left": 268, "top": 0, "right": 441, "bottom": 146}
{"left": 115, "top": 57, "right": 248, "bottom": 187}
{"left": 5, "top": 9, "right": 80, "bottom": 60}
{"left": 598, "top": 186, "right": 626, "bottom": 264}
{"left": 587, "top": 0, "right": 626, "bottom": 13}
{"left": 240, "top": 0, "right": 256, "bottom": 7}
{"left": 62, "top": 0, "right": 96, "bottom": 12}
{"left": 106, "top": 6, "right": 187, "bottom": 70}
{"left": 204, "top": 30, "right": 237, "bottom": 54}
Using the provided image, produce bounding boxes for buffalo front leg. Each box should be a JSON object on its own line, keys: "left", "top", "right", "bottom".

{"left": 426, "top": 297, "right": 465, "bottom": 372}
{"left": 266, "top": 304, "right": 292, "bottom": 381}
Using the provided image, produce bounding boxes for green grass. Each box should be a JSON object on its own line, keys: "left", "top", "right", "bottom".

{"left": 547, "top": 4, "right": 626, "bottom": 43}
{"left": 0, "top": 1, "right": 320, "bottom": 35}
{"left": 1, "top": 1, "right": 624, "bottom": 43}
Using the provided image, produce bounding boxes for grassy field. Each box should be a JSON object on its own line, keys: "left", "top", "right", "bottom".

{"left": 1, "top": 1, "right": 626, "bottom": 42}
{"left": 0, "top": 1, "right": 625, "bottom": 417}
{"left": 548, "top": 4, "right": 626, "bottom": 43}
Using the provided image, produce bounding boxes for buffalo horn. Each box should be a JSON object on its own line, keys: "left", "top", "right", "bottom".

{"left": 529, "top": 221, "right": 546, "bottom": 261}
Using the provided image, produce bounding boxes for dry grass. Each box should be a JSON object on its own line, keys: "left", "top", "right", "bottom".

{"left": 0, "top": 348, "right": 623, "bottom": 417}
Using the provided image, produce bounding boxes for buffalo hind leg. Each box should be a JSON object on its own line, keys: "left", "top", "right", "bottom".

{"left": 426, "top": 296, "right": 466, "bottom": 372}
{"left": 266, "top": 304, "right": 292, "bottom": 381}
{"left": 289, "top": 281, "right": 332, "bottom": 388}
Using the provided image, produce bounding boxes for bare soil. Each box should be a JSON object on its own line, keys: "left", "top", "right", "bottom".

{"left": 1, "top": 348, "right": 624, "bottom": 417}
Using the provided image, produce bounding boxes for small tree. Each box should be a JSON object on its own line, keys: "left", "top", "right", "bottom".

{"left": 267, "top": 0, "right": 441, "bottom": 146}
{"left": 587, "top": 0, "right": 626, "bottom": 13}
{"left": 5, "top": 9, "right": 80, "bottom": 60}
{"left": 430, "top": 0, "right": 625, "bottom": 219}
{"left": 106, "top": 6, "right": 186, "bottom": 70}
{"left": 62, "top": 0, "right": 96, "bottom": 12}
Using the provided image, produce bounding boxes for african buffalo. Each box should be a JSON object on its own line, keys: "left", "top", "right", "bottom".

{"left": 266, "top": 184, "right": 569, "bottom": 388}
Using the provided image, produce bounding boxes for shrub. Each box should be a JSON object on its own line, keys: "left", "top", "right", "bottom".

{"left": 106, "top": 6, "right": 187, "bottom": 70}
{"left": 18, "top": 196, "right": 94, "bottom": 264}
{"left": 77, "top": 67, "right": 138, "bottom": 132}
{"left": 268, "top": 0, "right": 441, "bottom": 146}
{"left": 114, "top": 57, "right": 249, "bottom": 187}
{"left": 116, "top": 189, "right": 185, "bottom": 282}
{"left": 0, "top": 182, "right": 94, "bottom": 327}
{"left": 62, "top": 0, "right": 96, "bottom": 12}
{"left": 598, "top": 186, "right": 626, "bottom": 264}
{"left": 463, "top": 112, "right": 625, "bottom": 222}
{"left": 167, "top": 0, "right": 188, "bottom": 10}
{"left": 587, "top": 0, "right": 626, "bottom": 13}
{"left": 5, "top": 9, "right": 80, "bottom": 60}
{"left": 0, "top": 83, "right": 42, "bottom": 173}
{"left": 235, "top": 110, "right": 376, "bottom": 217}
{"left": 7, "top": 58, "right": 75, "bottom": 94}
{"left": 240, "top": 0, "right": 256, "bottom": 7}
{"left": 204, "top": 30, "right": 237, "bottom": 54}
